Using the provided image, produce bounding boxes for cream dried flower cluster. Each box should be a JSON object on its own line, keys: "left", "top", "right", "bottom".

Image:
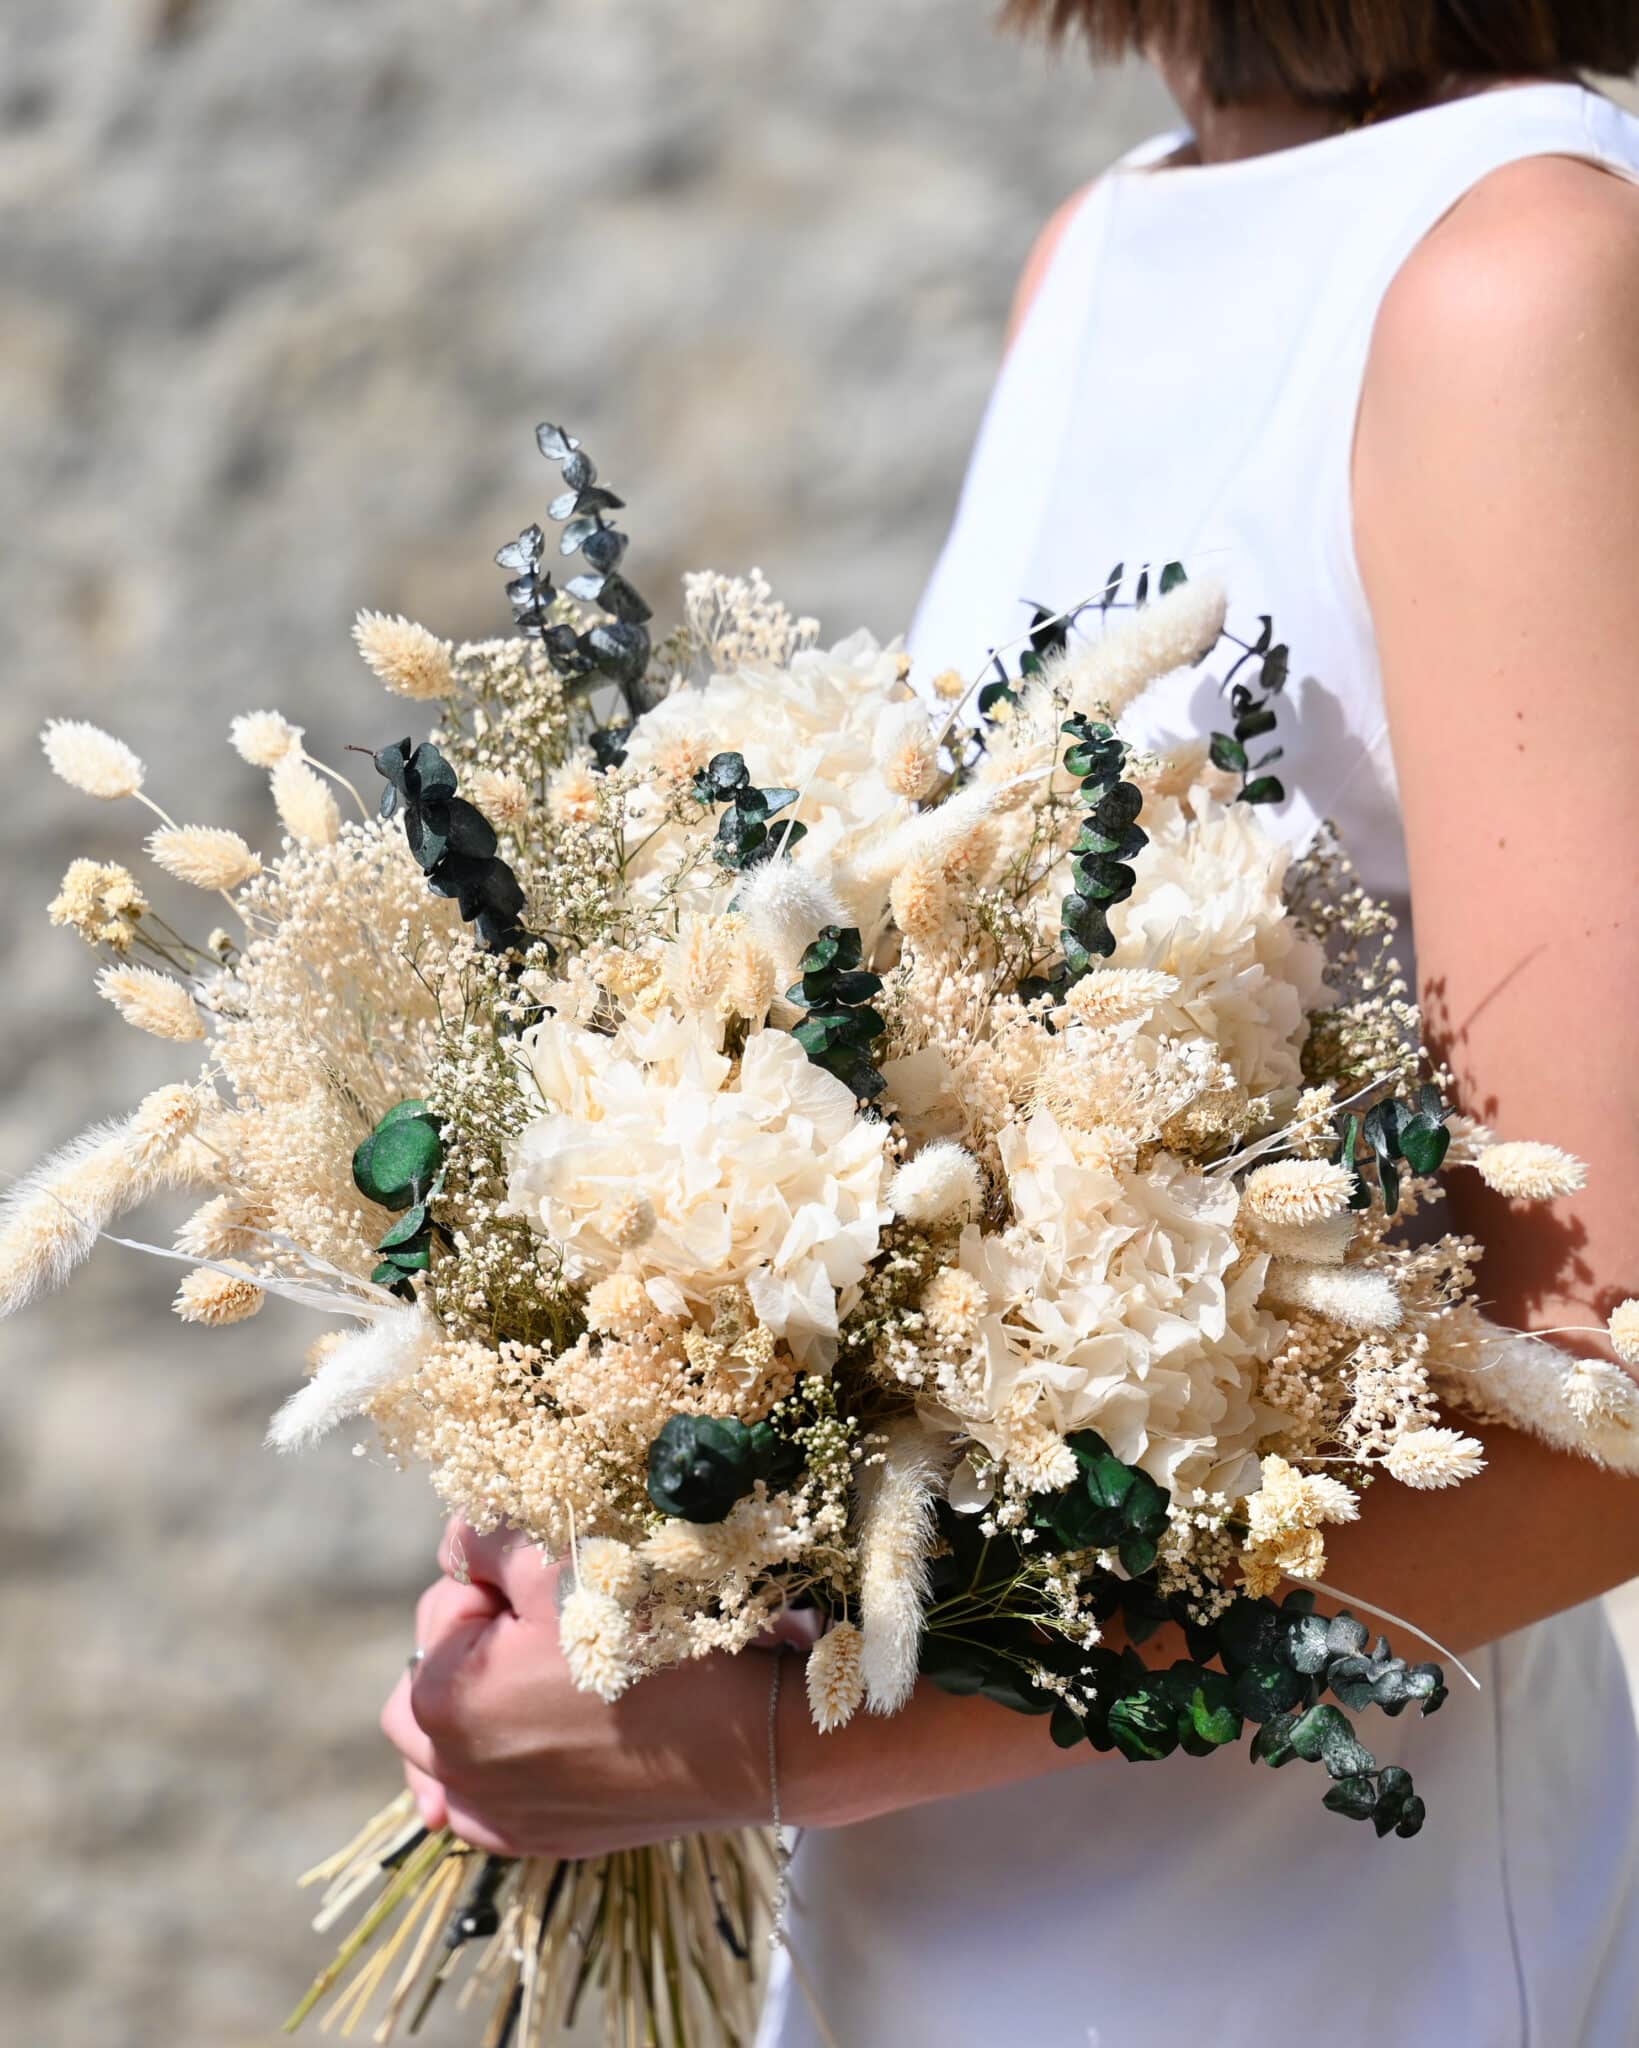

{"left": 9, "top": 525, "right": 1633, "bottom": 1829}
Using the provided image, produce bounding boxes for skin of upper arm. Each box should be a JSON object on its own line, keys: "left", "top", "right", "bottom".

{"left": 1333, "top": 155, "right": 1639, "bottom": 1635}
{"left": 1005, "top": 183, "right": 1094, "bottom": 349}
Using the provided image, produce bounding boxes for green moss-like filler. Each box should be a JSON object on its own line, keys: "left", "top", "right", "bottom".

{"left": 919, "top": 1430, "right": 1444, "bottom": 1839}
{"left": 786, "top": 925, "right": 886, "bottom": 1103}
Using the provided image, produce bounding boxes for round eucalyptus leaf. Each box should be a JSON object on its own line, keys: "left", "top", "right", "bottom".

{"left": 354, "top": 1117, "right": 442, "bottom": 1209}
{"left": 377, "top": 1202, "right": 430, "bottom": 1249}
{"left": 535, "top": 422, "right": 580, "bottom": 462}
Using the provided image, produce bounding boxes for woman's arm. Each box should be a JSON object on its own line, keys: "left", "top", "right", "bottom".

{"left": 380, "top": 158, "right": 1639, "bottom": 1853}
{"left": 1334, "top": 152, "right": 1639, "bottom": 1639}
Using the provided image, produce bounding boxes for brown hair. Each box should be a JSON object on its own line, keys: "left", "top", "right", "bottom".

{"left": 1005, "top": 2, "right": 1639, "bottom": 108}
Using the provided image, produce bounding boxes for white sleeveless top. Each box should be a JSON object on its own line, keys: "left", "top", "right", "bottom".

{"left": 761, "top": 84, "right": 1639, "bottom": 2048}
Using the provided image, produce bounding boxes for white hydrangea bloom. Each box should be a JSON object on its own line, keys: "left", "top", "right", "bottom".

{"left": 933, "top": 1112, "right": 1274, "bottom": 1495}
{"left": 506, "top": 1010, "right": 892, "bottom": 1367}
{"left": 621, "top": 629, "right": 916, "bottom": 924}
{"left": 1109, "top": 791, "right": 1329, "bottom": 1100}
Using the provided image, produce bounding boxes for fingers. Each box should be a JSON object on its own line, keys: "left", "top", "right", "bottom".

{"left": 381, "top": 1671, "right": 441, "bottom": 1782}
{"left": 416, "top": 1573, "right": 505, "bottom": 1653}
{"left": 437, "top": 1519, "right": 560, "bottom": 1621}
{"left": 442, "top": 1797, "right": 524, "bottom": 1860}
{"left": 403, "top": 1759, "right": 448, "bottom": 1833}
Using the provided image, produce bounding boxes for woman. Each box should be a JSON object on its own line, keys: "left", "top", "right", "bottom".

{"left": 381, "top": 7, "right": 1639, "bottom": 2041}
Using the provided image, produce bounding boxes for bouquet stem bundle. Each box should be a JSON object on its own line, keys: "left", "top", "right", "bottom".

{"left": 290, "top": 1795, "right": 773, "bottom": 2048}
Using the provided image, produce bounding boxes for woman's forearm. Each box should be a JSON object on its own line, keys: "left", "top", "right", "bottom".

{"left": 778, "top": 1430, "right": 1639, "bottom": 1832}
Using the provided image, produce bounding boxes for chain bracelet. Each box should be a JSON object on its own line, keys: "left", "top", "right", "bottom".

{"left": 767, "top": 1643, "right": 791, "bottom": 1950}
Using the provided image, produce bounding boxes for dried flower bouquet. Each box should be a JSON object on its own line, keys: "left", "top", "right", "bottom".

{"left": 10, "top": 422, "right": 1639, "bottom": 2048}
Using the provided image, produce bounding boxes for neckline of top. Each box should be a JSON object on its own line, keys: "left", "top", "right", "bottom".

{"left": 1115, "top": 78, "right": 1597, "bottom": 188}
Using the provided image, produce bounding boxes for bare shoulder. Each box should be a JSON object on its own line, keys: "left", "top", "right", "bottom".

{"left": 1367, "top": 154, "right": 1639, "bottom": 413}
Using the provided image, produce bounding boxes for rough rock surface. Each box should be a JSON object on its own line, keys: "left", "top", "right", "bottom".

{"left": 1, "top": 5, "right": 1633, "bottom": 2043}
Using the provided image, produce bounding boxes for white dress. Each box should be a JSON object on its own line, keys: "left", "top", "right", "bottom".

{"left": 760, "top": 83, "right": 1639, "bottom": 2048}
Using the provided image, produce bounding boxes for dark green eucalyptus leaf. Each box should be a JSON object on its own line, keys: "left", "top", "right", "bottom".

{"left": 404, "top": 803, "right": 450, "bottom": 870}
{"left": 378, "top": 1099, "right": 433, "bottom": 1129}
{"left": 582, "top": 526, "right": 629, "bottom": 575}
{"left": 1234, "top": 704, "right": 1279, "bottom": 743}
{"left": 1250, "top": 1710, "right": 1301, "bottom": 1768}
{"left": 1284, "top": 1613, "right": 1333, "bottom": 1676}
{"left": 409, "top": 743, "right": 458, "bottom": 804}
{"left": 353, "top": 1117, "right": 442, "bottom": 1210}
{"left": 1050, "top": 1703, "right": 1087, "bottom": 1750}
{"left": 377, "top": 1202, "right": 430, "bottom": 1249}
{"left": 646, "top": 1415, "right": 760, "bottom": 1523}
{"left": 1239, "top": 775, "right": 1285, "bottom": 806}
{"left": 704, "top": 752, "right": 750, "bottom": 799}
{"left": 1187, "top": 1675, "right": 1243, "bottom": 1748}
{"left": 1159, "top": 561, "right": 1188, "bottom": 595}
{"left": 1231, "top": 1662, "right": 1309, "bottom": 1724}
{"left": 1399, "top": 1117, "right": 1451, "bottom": 1177}
{"left": 1322, "top": 1775, "right": 1380, "bottom": 1822}
{"left": 1107, "top": 1683, "right": 1179, "bottom": 1762}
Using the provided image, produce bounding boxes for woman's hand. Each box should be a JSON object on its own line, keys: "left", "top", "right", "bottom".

{"left": 380, "top": 1518, "right": 774, "bottom": 1858}
{"left": 383, "top": 1518, "right": 1111, "bottom": 1855}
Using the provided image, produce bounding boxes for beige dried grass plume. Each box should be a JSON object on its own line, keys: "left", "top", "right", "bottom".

{"left": 229, "top": 710, "right": 304, "bottom": 767}
{"left": 173, "top": 1265, "right": 265, "bottom": 1326}
{"left": 353, "top": 611, "right": 455, "bottom": 701}
{"left": 1243, "top": 1159, "right": 1357, "bottom": 1227}
{"left": 1384, "top": 1427, "right": 1486, "bottom": 1489}
{"left": 806, "top": 1619, "right": 866, "bottom": 1733}
{"left": 1610, "top": 1300, "right": 1639, "bottom": 1369}
{"left": 0, "top": 1114, "right": 220, "bottom": 1319}
{"left": 41, "top": 719, "right": 145, "bottom": 800}
{"left": 125, "top": 1084, "right": 207, "bottom": 1168}
{"left": 1474, "top": 1141, "right": 1588, "bottom": 1201}
{"left": 857, "top": 1423, "right": 947, "bottom": 1714}
{"left": 95, "top": 963, "right": 205, "bottom": 1042}
{"left": 146, "top": 824, "right": 262, "bottom": 890}
{"left": 270, "top": 751, "right": 341, "bottom": 847}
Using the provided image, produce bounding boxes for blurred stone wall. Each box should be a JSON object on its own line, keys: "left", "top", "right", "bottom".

{"left": 1, "top": 7, "right": 1634, "bottom": 2045}
{"left": 0, "top": 6, "right": 1171, "bottom": 2044}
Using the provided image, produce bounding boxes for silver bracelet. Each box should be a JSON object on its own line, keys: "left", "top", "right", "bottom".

{"left": 767, "top": 1644, "right": 791, "bottom": 1949}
